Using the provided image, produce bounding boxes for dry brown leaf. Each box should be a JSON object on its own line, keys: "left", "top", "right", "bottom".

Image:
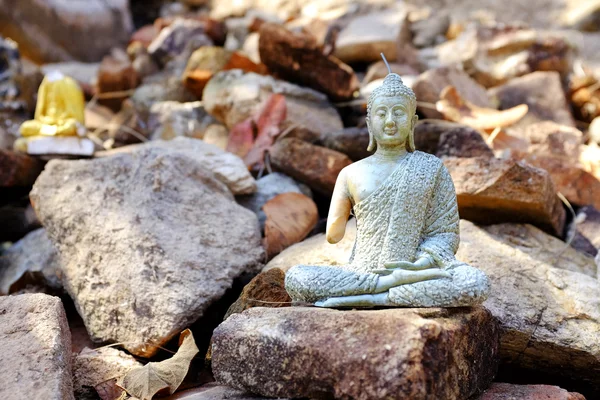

{"left": 263, "top": 192, "right": 318, "bottom": 259}
{"left": 95, "top": 378, "right": 127, "bottom": 400}
{"left": 436, "top": 85, "right": 528, "bottom": 131}
{"left": 118, "top": 329, "right": 199, "bottom": 400}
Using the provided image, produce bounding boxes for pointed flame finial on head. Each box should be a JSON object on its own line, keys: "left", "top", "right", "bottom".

{"left": 381, "top": 52, "right": 392, "bottom": 74}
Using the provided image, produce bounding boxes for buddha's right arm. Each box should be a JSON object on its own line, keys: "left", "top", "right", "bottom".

{"left": 326, "top": 169, "right": 352, "bottom": 244}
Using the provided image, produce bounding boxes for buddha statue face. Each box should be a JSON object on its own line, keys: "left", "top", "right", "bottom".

{"left": 366, "top": 73, "right": 418, "bottom": 152}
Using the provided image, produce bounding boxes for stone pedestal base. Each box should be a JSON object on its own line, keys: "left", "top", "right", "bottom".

{"left": 15, "top": 136, "right": 95, "bottom": 156}
{"left": 212, "top": 306, "right": 499, "bottom": 400}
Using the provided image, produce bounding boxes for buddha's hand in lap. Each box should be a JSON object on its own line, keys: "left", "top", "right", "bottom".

{"left": 374, "top": 256, "right": 451, "bottom": 292}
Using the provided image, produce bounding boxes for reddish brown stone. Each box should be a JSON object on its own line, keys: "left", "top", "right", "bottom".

{"left": 212, "top": 306, "right": 499, "bottom": 400}
{"left": 97, "top": 51, "right": 140, "bottom": 112}
{"left": 258, "top": 23, "right": 359, "bottom": 101}
{"left": 269, "top": 138, "right": 352, "bottom": 196}
{"left": 444, "top": 156, "right": 566, "bottom": 236}
{"left": 436, "top": 126, "right": 494, "bottom": 159}
{"left": 0, "top": 149, "right": 43, "bottom": 187}
{"left": 478, "top": 383, "right": 586, "bottom": 400}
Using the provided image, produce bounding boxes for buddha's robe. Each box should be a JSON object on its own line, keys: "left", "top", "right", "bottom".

{"left": 285, "top": 151, "right": 490, "bottom": 307}
{"left": 20, "top": 75, "right": 85, "bottom": 137}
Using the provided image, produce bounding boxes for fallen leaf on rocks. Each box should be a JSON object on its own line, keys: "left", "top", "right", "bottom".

{"left": 263, "top": 192, "right": 318, "bottom": 259}
{"left": 436, "top": 85, "right": 528, "bottom": 131}
{"left": 119, "top": 329, "right": 199, "bottom": 400}
{"left": 569, "top": 74, "right": 600, "bottom": 123}
{"left": 226, "top": 94, "right": 287, "bottom": 172}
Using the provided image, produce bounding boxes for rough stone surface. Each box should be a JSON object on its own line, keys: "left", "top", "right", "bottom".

{"left": 96, "top": 137, "right": 257, "bottom": 195}
{"left": 321, "top": 127, "right": 371, "bottom": 161}
{"left": 148, "top": 18, "right": 212, "bottom": 65}
{"left": 488, "top": 71, "right": 576, "bottom": 128}
{"left": 30, "top": 148, "right": 265, "bottom": 357}
{"left": 458, "top": 220, "right": 600, "bottom": 392}
{"left": 0, "top": 149, "right": 44, "bottom": 187}
{"left": 413, "top": 119, "right": 462, "bottom": 155}
{"left": 269, "top": 138, "right": 352, "bottom": 196}
{"left": 202, "top": 70, "right": 343, "bottom": 137}
{"left": 212, "top": 306, "right": 499, "bottom": 400}
{"left": 334, "top": 9, "right": 411, "bottom": 64}
{"left": 258, "top": 23, "right": 359, "bottom": 101}
{"left": 265, "top": 219, "right": 357, "bottom": 273}
{"left": 569, "top": 205, "right": 600, "bottom": 258}
{"left": 436, "top": 127, "right": 494, "bottom": 159}
{"left": 444, "top": 156, "right": 566, "bottom": 236}
{"left": 0, "top": 228, "right": 61, "bottom": 295}
{"left": 73, "top": 346, "right": 142, "bottom": 399}
{"left": 147, "top": 101, "right": 221, "bottom": 141}
{"left": 413, "top": 67, "right": 492, "bottom": 119}
{"left": 477, "top": 383, "right": 586, "bottom": 400}
{"left": 0, "top": 293, "right": 74, "bottom": 400}
{"left": 236, "top": 172, "right": 307, "bottom": 228}
{"left": 0, "top": 0, "right": 133, "bottom": 63}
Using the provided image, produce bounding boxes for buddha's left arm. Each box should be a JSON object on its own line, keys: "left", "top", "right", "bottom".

{"left": 416, "top": 164, "right": 460, "bottom": 266}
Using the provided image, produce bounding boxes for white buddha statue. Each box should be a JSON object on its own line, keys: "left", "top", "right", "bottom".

{"left": 285, "top": 59, "right": 490, "bottom": 308}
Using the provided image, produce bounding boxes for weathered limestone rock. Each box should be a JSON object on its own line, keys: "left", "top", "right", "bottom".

{"left": 30, "top": 148, "right": 264, "bottom": 357}
{"left": 212, "top": 306, "right": 499, "bottom": 400}
{"left": 488, "top": 72, "right": 575, "bottom": 128}
{"left": 258, "top": 23, "right": 359, "bottom": 101}
{"left": 436, "top": 127, "right": 494, "bottom": 159}
{"left": 569, "top": 205, "right": 600, "bottom": 258}
{"left": 0, "top": 0, "right": 132, "bottom": 63}
{"left": 96, "top": 138, "right": 257, "bottom": 195}
{"left": 444, "top": 156, "right": 566, "bottom": 236}
{"left": 203, "top": 70, "right": 343, "bottom": 137}
{"left": 334, "top": 9, "right": 411, "bottom": 64}
{"left": 0, "top": 228, "right": 61, "bottom": 295}
{"left": 265, "top": 219, "right": 357, "bottom": 273}
{"left": 478, "top": 383, "right": 585, "bottom": 400}
{"left": 0, "top": 149, "right": 43, "bottom": 187}
{"left": 458, "top": 220, "right": 600, "bottom": 392}
{"left": 413, "top": 67, "right": 492, "bottom": 119}
{"left": 269, "top": 138, "right": 352, "bottom": 196}
{"left": 73, "top": 346, "right": 141, "bottom": 399}
{"left": 236, "top": 172, "right": 308, "bottom": 228}
{"left": 147, "top": 101, "right": 221, "bottom": 141}
{"left": 321, "top": 127, "right": 371, "bottom": 161}
{"left": 0, "top": 294, "right": 74, "bottom": 400}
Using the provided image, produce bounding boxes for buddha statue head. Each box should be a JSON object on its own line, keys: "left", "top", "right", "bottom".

{"left": 366, "top": 58, "right": 418, "bottom": 153}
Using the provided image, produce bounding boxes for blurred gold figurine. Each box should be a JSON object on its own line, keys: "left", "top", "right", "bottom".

{"left": 15, "top": 70, "right": 94, "bottom": 156}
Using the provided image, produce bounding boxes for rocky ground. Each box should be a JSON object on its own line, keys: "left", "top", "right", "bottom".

{"left": 1, "top": 0, "right": 600, "bottom": 399}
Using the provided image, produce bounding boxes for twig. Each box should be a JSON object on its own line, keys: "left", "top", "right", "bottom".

{"left": 553, "top": 192, "right": 577, "bottom": 267}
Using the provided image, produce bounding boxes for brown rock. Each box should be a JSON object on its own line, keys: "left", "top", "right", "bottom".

{"left": 270, "top": 138, "right": 352, "bottom": 196}
{"left": 488, "top": 72, "right": 575, "bottom": 129}
{"left": 212, "top": 306, "right": 499, "bottom": 400}
{"left": 258, "top": 23, "right": 359, "bottom": 101}
{"left": 0, "top": 293, "right": 74, "bottom": 400}
{"left": 413, "top": 119, "right": 463, "bottom": 154}
{"left": 569, "top": 205, "right": 600, "bottom": 258}
{"left": 321, "top": 127, "right": 371, "bottom": 161}
{"left": 0, "top": 149, "right": 44, "bottom": 187}
{"left": 436, "top": 126, "right": 494, "bottom": 159}
{"left": 518, "top": 122, "right": 600, "bottom": 209}
{"left": 0, "top": 0, "right": 132, "bottom": 63}
{"left": 458, "top": 221, "right": 600, "bottom": 393}
{"left": 413, "top": 67, "right": 492, "bottom": 119}
{"left": 444, "top": 156, "right": 566, "bottom": 236}
{"left": 97, "top": 50, "right": 140, "bottom": 112}
{"left": 478, "top": 383, "right": 586, "bottom": 400}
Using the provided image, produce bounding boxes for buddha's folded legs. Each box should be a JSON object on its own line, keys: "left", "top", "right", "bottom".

{"left": 285, "top": 265, "right": 379, "bottom": 304}
{"left": 287, "top": 263, "right": 490, "bottom": 308}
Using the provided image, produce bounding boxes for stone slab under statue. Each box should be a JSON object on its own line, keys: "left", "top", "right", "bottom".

{"left": 284, "top": 55, "right": 490, "bottom": 308}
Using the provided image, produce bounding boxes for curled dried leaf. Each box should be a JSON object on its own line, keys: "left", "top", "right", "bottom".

{"left": 118, "top": 329, "right": 199, "bottom": 400}
{"left": 436, "top": 85, "right": 528, "bottom": 131}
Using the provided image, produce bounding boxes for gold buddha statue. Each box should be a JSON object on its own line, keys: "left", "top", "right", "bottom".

{"left": 284, "top": 57, "right": 490, "bottom": 308}
{"left": 15, "top": 71, "right": 93, "bottom": 156}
